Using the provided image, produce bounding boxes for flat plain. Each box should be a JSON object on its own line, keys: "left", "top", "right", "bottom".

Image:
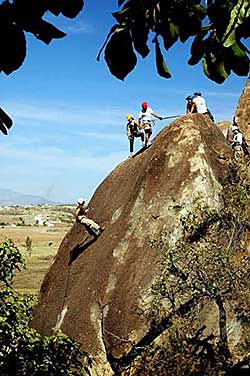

{"left": 0, "top": 205, "right": 74, "bottom": 295}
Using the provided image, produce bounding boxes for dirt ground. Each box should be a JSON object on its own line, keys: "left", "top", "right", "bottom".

{"left": 0, "top": 205, "right": 74, "bottom": 295}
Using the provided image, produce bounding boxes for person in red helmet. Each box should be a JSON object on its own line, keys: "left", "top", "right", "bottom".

{"left": 138, "top": 102, "right": 162, "bottom": 147}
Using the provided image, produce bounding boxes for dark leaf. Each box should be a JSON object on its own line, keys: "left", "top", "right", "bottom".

{"left": 13, "top": 0, "right": 47, "bottom": 23}
{"left": 188, "top": 34, "right": 206, "bottom": 66}
{"left": 202, "top": 53, "right": 227, "bottom": 84}
{"left": 131, "top": 28, "right": 150, "bottom": 58}
{"left": 194, "top": 4, "right": 207, "bottom": 19}
{"left": 104, "top": 29, "right": 137, "bottom": 80}
{"left": 236, "top": 39, "right": 250, "bottom": 54}
{"left": 154, "top": 37, "right": 171, "bottom": 79}
{"left": 112, "top": 4, "right": 131, "bottom": 24}
{"left": 0, "top": 0, "right": 13, "bottom": 19}
{"left": 207, "top": 1, "right": 231, "bottom": 40}
{"left": 171, "top": 2, "right": 203, "bottom": 43}
{"left": 0, "top": 23, "right": 26, "bottom": 75}
{"left": 0, "top": 121, "right": 7, "bottom": 135}
{"left": 0, "top": 108, "right": 13, "bottom": 129}
{"left": 188, "top": 55, "right": 200, "bottom": 66}
{"left": 131, "top": 12, "right": 150, "bottom": 58}
{"left": 237, "top": 14, "right": 250, "bottom": 38}
{"left": 162, "top": 23, "right": 179, "bottom": 51}
{"left": 222, "top": 0, "right": 250, "bottom": 47}
{"left": 46, "top": 0, "right": 62, "bottom": 16}
{"left": 61, "top": 0, "right": 84, "bottom": 19}
{"left": 178, "top": 14, "right": 202, "bottom": 43}
{"left": 113, "top": 0, "right": 149, "bottom": 58}
{"left": 226, "top": 42, "right": 250, "bottom": 76}
{"left": 202, "top": 36, "right": 231, "bottom": 84}
{"left": 26, "top": 20, "right": 66, "bottom": 45}
{"left": 118, "top": 0, "right": 127, "bottom": 6}
{"left": 97, "top": 24, "right": 119, "bottom": 61}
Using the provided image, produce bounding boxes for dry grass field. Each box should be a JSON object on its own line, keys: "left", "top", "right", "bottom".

{"left": 0, "top": 205, "right": 75, "bottom": 295}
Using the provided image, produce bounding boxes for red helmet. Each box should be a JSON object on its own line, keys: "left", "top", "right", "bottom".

{"left": 142, "top": 101, "right": 148, "bottom": 109}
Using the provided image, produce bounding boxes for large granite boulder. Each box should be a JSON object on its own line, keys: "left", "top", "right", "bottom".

{"left": 32, "top": 114, "right": 239, "bottom": 375}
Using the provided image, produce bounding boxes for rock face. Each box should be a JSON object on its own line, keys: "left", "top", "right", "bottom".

{"left": 32, "top": 114, "right": 233, "bottom": 375}
{"left": 216, "top": 120, "right": 231, "bottom": 139}
{"left": 234, "top": 79, "right": 250, "bottom": 142}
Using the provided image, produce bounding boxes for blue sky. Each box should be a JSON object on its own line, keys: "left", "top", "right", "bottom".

{"left": 0, "top": 1, "right": 247, "bottom": 203}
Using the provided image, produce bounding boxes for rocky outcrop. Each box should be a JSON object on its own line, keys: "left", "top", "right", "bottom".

{"left": 234, "top": 79, "right": 250, "bottom": 142}
{"left": 32, "top": 114, "right": 235, "bottom": 375}
{"left": 32, "top": 108, "right": 250, "bottom": 376}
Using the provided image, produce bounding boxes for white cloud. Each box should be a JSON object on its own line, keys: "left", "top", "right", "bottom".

{"left": 78, "top": 131, "right": 125, "bottom": 142}
{"left": 44, "top": 12, "right": 94, "bottom": 35}
{"left": 205, "top": 91, "right": 241, "bottom": 98}
{"left": 3, "top": 100, "right": 124, "bottom": 129}
{"left": 62, "top": 21, "right": 94, "bottom": 35}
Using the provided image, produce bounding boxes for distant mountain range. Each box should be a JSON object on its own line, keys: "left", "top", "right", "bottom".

{"left": 0, "top": 188, "right": 56, "bottom": 206}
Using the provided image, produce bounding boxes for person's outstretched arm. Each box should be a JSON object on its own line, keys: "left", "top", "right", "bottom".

{"left": 152, "top": 112, "right": 162, "bottom": 120}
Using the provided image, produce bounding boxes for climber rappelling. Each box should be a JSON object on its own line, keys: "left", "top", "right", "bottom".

{"left": 75, "top": 197, "right": 104, "bottom": 236}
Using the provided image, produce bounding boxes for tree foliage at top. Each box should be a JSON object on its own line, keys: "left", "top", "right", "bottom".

{"left": 0, "top": 0, "right": 84, "bottom": 76}
{"left": 98, "top": 0, "right": 250, "bottom": 83}
{"left": 0, "top": 0, "right": 84, "bottom": 135}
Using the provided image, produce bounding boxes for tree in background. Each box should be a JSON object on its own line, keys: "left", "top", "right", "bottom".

{"left": 99, "top": 0, "right": 250, "bottom": 83}
{"left": 0, "top": 239, "right": 91, "bottom": 376}
{"left": 25, "top": 235, "right": 32, "bottom": 256}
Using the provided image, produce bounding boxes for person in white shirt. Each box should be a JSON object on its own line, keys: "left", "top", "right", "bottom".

{"left": 138, "top": 102, "right": 162, "bottom": 147}
{"left": 192, "top": 92, "right": 215, "bottom": 122}
{"left": 231, "top": 126, "right": 243, "bottom": 147}
{"left": 192, "top": 92, "right": 207, "bottom": 114}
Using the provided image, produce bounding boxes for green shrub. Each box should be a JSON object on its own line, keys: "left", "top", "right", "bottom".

{"left": 0, "top": 239, "right": 91, "bottom": 375}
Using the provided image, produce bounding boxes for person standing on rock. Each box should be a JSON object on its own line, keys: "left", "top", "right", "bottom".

{"left": 192, "top": 92, "right": 214, "bottom": 122}
{"left": 126, "top": 114, "right": 145, "bottom": 158}
{"left": 191, "top": 92, "right": 207, "bottom": 114}
{"left": 232, "top": 126, "right": 243, "bottom": 147}
{"left": 75, "top": 197, "right": 104, "bottom": 236}
{"left": 231, "top": 118, "right": 249, "bottom": 156}
{"left": 186, "top": 95, "right": 197, "bottom": 114}
{"left": 138, "top": 102, "right": 162, "bottom": 147}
